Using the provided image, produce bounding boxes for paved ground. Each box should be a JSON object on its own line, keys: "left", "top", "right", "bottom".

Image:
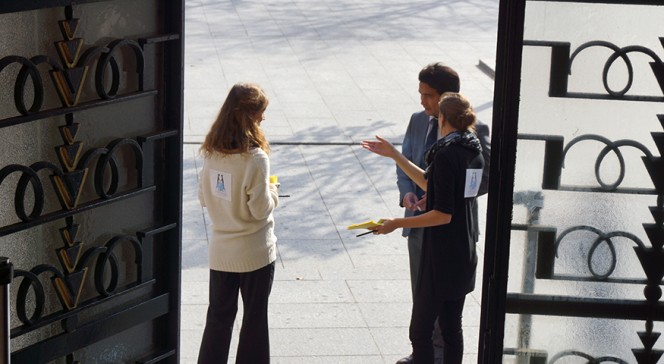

{"left": 181, "top": 0, "right": 498, "bottom": 362}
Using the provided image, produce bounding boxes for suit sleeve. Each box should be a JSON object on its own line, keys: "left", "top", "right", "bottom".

{"left": 397, "top": 115, "right": 418, "bottom": 207}
{"left": 476, "top": 120, "right": 491, "bottom": 196}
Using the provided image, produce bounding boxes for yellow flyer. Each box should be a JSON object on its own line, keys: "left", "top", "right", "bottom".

{"left": 347, "top": 219, "right": 385, "bottom": 230}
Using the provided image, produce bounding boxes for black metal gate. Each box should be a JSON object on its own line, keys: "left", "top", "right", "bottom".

{"left": 0, "top": 1, "right": 183, "bottom": 363}
{"left": 480, "top": 0, "right": 664, "bottom": 363}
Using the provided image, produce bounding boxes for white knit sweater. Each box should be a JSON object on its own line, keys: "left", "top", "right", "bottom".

{"left": 198, "top": 148, "right": 278, "bottom": 272}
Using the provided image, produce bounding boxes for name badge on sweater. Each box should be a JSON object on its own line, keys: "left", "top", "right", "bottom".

{"left": 464, "top": 169, "right": 482, "bottom": 198}
{"left": 210, "top": 169, "right": 232, "bottom": 201}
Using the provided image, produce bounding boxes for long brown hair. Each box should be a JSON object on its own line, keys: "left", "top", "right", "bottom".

{"left": 200, "top": 82, "right": 270, "bottom": 156}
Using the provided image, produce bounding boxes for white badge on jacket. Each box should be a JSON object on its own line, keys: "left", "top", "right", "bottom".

{"left": 210, "top": 169, "right": 232, "bottom": 201}
{"left": 464, "top": 169, "right": 482, "bottom": 198}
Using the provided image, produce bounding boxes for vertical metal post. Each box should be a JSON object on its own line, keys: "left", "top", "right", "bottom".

{"left": 477, "top": 0, "right": 526, "bottom": 361}
{"left": 513, "top": 191, "right": 544, "bottom": 351}
{"left": 0, "top": 257, "right": 12, "bottom": 364}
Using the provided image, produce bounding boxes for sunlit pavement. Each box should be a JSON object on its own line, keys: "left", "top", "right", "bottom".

{"left": 181, "top": 1, "right": 497, "bottom": 362}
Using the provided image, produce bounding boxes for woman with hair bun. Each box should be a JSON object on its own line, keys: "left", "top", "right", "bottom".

{"left": 197, "top": 82, "right": 278, "bottom": 364}
{"left": 361, "top": 92, "right": 484, "bottom": 364}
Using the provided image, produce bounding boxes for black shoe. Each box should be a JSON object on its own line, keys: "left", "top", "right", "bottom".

{"left": 395, "top": 353, "right": 414, "bottom": 364}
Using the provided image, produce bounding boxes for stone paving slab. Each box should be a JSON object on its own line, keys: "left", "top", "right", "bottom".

{"left": 182, "top": 0, "right": 497, "bottom": 362}
{"left": 269, "top": 328, "right": 381, "bottom": 356}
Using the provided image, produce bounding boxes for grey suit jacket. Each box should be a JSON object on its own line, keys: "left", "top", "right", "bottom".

{"left": 397, "top": 110, "right": 491, "bottom": 237}
{"left": 397, "top": 111, "right": 433, "bottom": 237}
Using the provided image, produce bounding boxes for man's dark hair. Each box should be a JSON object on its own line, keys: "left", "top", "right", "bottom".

{"left": 418, "top": 63, "right": 460, "bottom": 94}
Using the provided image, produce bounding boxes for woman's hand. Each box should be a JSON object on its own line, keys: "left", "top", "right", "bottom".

{"left": 370, "top": 218, "right": 398, "bottom": 235}
{"left": 361, "top": 135, "right": 398, "bottom": 159}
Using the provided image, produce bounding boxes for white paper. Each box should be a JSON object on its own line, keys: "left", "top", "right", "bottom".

{"left": 210, "top": 169, "right": 232, "bottom": 201}
{"left": 464, "top": 168, "right": 482, "bottom": 198}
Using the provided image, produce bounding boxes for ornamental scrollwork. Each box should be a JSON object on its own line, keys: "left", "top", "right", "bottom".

{"left": 0, "top": 8, "right": 145, "bottom": 117}
{"left": 554, "top": 225, "right": 646, "bottom": 280}
{"left": 12, "top": 218, "right": 143, "bottom": 327}
{"left": 562, "top": 134, "right": 654, "bottom": 192}
{"left": 0, "top": 137, "right": 144, "bottom": 223}
{"left": 549, "top": 350, "right": 629, "bottom": 364}
{"left": 524, "top": 38, "right": 664, "bottom": 101}
{"left": 569, "top": 40, "right": 664, "bottom": 98}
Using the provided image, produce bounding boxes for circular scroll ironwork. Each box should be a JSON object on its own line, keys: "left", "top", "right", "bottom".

{"left": 562, "top": 134, "right": 653, "bottom": 191}
{"left": 11, "top": 232, "right": 144, "bottom": 326}
{"left": 0, "top": 36, "right": 145, "bottom": 115}
{"left": 0, "top": 162, "right": 65, "bottom": 222}
{"left": 78, "top": 138, "right": 144, "bottom": 199}
{"left": 94, "top": 235, "right": 143, "bottom": 296}
{"left": 549, "top": 349, "right": 629, "bottom": 363}
{"left": 14, "top": 265, "right": 64, "bottom": 325}
{"left": 555, "top": 225, "right": 646, "bottom": 280}
{"left": 0, "top": 164, "right": 45, "bottom": 222}
{"left": 570, "top": 40, "right": 663, "bottom": 98}
{"left": 0, "top": 138, "right": 144, "bottom": 223}
{"left": 0, "top": 56, "right": 60, "bottom": 115}
{"left": 13, "top": 269, "right": 46, "bottom": 325}
{"left": 94, "top": 39, "right": 145, "bottom": 99}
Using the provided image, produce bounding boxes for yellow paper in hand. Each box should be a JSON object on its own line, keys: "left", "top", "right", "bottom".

{"left": 347, "top": 219, "right": 385, "bottom": 230}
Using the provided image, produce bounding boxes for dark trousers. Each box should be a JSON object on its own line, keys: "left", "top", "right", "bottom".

{"left": 408, "top": 229, "right": 444, "bottom": 348}
{"left": 197, "top": 262, "right": 275, "bottom": 364}
{"left": 407, "top": 228, "right": 424, "bottom": 298}
{"left": 409, "top": 294, "right": 466, "bottom": 364}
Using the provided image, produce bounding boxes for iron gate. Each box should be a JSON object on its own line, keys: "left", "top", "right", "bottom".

{"left": 0, "top": 1, "right": 183, "bottom": 363}
{"left": 480, "top": 0, "right": 664, "bottom": 363}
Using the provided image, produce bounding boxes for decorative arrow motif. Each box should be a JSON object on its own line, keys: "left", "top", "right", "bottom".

{"left": 56, "top": 141, "right": 83, "bottom": 172}
{"left": 59, "top": 222, "right": 79, "bottom": 246}
{"left": 638, "top": 331, "right": 661, "bottom": 352}
{"left": 52, "top": 268, "right": 88, "bottom": 310}
{"left": 651, "top": 37, "right": 664, "bottom": 96}
{"left": 53, "top": 218, "right": 88, "bottom": 309}
{"left": 634, "top": 108, "right": 664, "bottom": 363}
{"left": 49, "top": 10, "right": 90, "bottom": 209}
{"left": 633, "top": 348, "right": 664, "bottom": 364}
{"left": 58, "top": 123, "right": 79, "bottom": 144}
{"left": 50, "top": 168, "right": 88, "bottom": 210}
{"left": 643, "top": 224, "right": 664, "bottom": 250}
{"left": 650, "top": 62, "right": 664, "bottom": 96}
{"left": 58, "top": 244, "right": 83, "bottom": 273}
{"left": 56, "top": 39, "right": 84, "bottom": 68}
{"left": 643, "top": 158, "right": 664, "bottom": 192}
{"left": 634, "top": 248, "right": 664, "bottom": 284}
{"left": 50, "top": 67, "right": 89, "bottom": 107}
{"left": 651, "top": 206, "right": 664, "bottom": 227}
{"left": 653, "top": 132, "right": 664, "bottom": 158}
{"left": 58, "top": 18, "right": 80, "bottom": 40}
{"left": 50, "top": 13, "right": 88, "bottom": 108}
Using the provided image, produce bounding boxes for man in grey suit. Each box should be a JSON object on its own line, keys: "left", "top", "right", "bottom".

{"left": 396, "top": 62, "right": 490, "bottom": 364}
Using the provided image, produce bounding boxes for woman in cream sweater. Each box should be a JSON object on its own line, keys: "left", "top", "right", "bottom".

{"left": 197, "top": 82, "right": 279, "bottom": 364}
